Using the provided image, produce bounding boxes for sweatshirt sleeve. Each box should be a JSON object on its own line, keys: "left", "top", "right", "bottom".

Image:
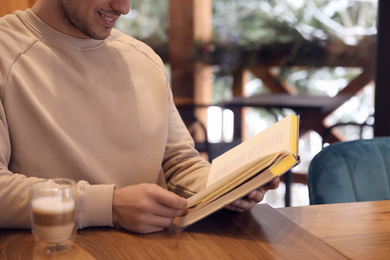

{"left": 0, "top": 172, "right": 42, "bottom": 228}
{"left": 0, "top": 172, "right": 115, "bottom": 229}
{"left": 76, "top": 181, "right": 115, "bottom": 228}
{"left": 0, "top": 98, "right": 34, "bottom": 228}
{"left": 162, "top": 89, "right": 211, "bottom": 198}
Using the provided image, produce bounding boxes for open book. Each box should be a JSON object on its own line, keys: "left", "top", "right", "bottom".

{"left": 172, "top": 114, "right": 300, "bottom": 230}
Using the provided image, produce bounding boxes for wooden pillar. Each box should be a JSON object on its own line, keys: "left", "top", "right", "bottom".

{"left": 0, "top": 0, "right": 37, "bottom": 17}
{"left": 374, "top": 0, "right": 390, "bottom": 136}
{"left": 169, "top": 0, "right": 212, "bottom": 123}
{"left": 232, "top": 69, "right": 249, "bottom": 141}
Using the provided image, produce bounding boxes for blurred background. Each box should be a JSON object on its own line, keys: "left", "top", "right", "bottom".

{"left": 116, "top": 0, "right": 378, "bottom": 207}
{"left": 1, "top": 0, "right": 380, "bottom": 208}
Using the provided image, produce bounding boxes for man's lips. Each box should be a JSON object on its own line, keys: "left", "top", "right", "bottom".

{"left": 97, "top": 11, "right": 118, "bottom": 27}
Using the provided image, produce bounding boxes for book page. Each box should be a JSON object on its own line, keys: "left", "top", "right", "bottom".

{"left": 206, "top": 115, "right": 295, "bottom": 187}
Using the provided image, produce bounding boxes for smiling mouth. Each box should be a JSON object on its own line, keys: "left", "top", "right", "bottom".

{"left": 97, "top": 11, "right": 118, "bottom": 25}
{"left": 100, "top": 13, "right": 114, "bottom": 22}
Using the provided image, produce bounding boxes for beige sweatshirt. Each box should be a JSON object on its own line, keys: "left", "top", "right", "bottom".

{"left": 0, "top": 9, "right": 210, "bottom": 228}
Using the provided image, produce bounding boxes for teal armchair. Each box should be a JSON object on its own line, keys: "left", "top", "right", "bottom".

{"left": 308, "top": 137, "right": 390, "bottom": 205}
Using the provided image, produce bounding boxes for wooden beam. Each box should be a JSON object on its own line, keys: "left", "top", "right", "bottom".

{"left": 338, "top": 67, "right": 374, "bottom": 96}
{"left": 232, "top": 69, "right": 249, "bottom": 141}
{"left": 251, "top": 67, "right": 298, "bottom": 94}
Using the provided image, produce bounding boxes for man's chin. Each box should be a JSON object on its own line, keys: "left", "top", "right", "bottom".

{"left": 80, "top": 27, "right": 112, "bottom": 40}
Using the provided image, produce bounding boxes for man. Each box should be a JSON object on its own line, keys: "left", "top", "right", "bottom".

{"left": 0, "top": 0, "right": 279, "bottom": 234}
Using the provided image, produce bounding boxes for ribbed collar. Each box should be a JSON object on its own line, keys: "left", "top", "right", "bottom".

{"left": 21, "top": 8, "right": 107, "bottom": 50}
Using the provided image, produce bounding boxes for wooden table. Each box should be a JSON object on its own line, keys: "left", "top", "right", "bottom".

{"left": 0, "top": 204, "right": 344, "bottom": 259}
{"left": 3, "top": 201, "right": 390, "bottom": 259}
{"left": 277, "top": 200, "right": 390, "bottom": 260}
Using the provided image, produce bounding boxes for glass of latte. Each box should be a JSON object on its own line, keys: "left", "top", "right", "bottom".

{"left": 29, "top": 178, "right": 77, "bottom": 253}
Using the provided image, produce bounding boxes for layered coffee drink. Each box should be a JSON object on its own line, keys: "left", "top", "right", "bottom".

{"left": 31, "top": 196, "right": 76, "bottom": 244}
{"left": 30, "top": 178, "right": 77, "bottom": 252}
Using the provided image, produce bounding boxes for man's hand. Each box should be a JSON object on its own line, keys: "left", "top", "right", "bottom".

{"left": 224, "top": 177, "right": 280, "bottom": 212}
{"left": 112, "top": 183, "right": 188, "bottom": 234}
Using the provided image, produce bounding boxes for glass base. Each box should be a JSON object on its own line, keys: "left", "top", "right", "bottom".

{"left": 37, "top": 242, "right": 73, "bottom": 254}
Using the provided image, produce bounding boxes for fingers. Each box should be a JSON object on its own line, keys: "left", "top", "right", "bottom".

{"left": 266, "top": 177, "right": 280, "bottom": 189}
{"left": 145, "top": 199, "right": 188, "bottom": 219}
{"left": 112, "top": 183, "right": 188, "bottom": 233}
{"left": 246, "top": 189, "right": 266, "bottom": 202}
{"left": 246, "top": 177, "right": 280, "bottom": 202}
{"left": 152, "top": 187, "right": 188, "bottom": 211}
{"left": 225, "top": 199, "right": 256, "bottom": 212}
{"left": 225, "top": 177, "right": 281, "bottom": 212}
{"left": 143, "top": 185, "right": 188, "bottom": 218}
{"left": 131, "top": 204, "right": 186, "bottom": 234}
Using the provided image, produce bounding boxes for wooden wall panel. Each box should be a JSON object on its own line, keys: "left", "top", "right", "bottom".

{"left": 0, "top": 0, "right": 37, "bottom": 17}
